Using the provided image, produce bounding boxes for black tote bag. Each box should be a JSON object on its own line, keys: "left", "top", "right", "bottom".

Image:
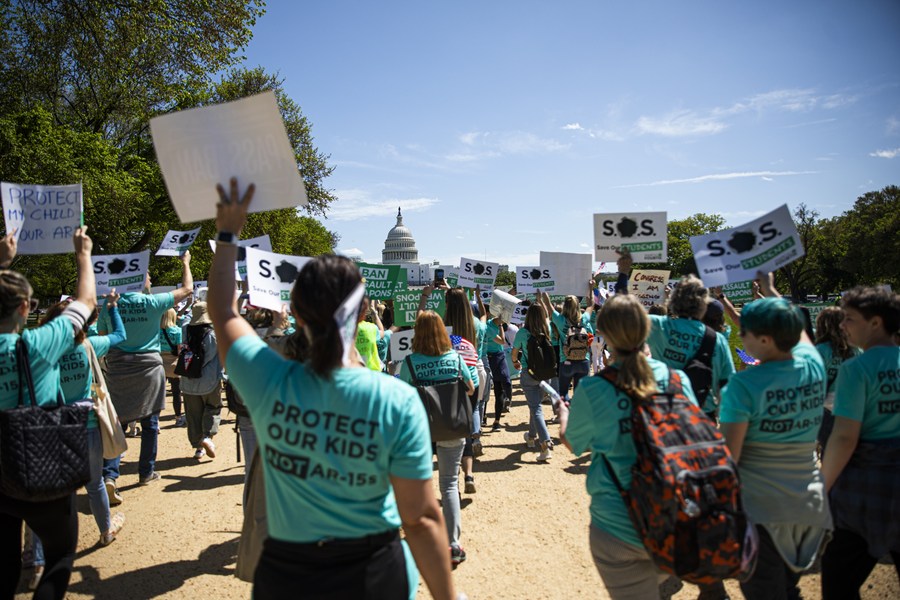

{"left": 404, "top": 355, "right": 473, "bottom": 442}
{"left": 0, "top": 337, "right": 91, "bottom": 501}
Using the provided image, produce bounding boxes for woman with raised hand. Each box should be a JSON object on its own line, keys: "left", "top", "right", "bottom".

{"left": 0, "top": 228, "right": 96, "bottom": 600}
{"left": 41, "top": 291, "right": 128, "bottom": 547}
{"left": 397, "top": 309, "right": 475, "bottom": 567}
{"left": 208, "top": 178, "right": 458, "bottom": 600}
{"left": 556, "top": 293, "right": 698, "bottom": 599}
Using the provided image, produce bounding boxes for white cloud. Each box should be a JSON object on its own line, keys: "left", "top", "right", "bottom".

{"left": 636, "top": 111, "right": 727, "bottom": 137}
{"left": 614, "top": 170, "right": 817, "bottom": 188}
{"left": 562, "top": 123, "right": 584, "bottom": 130}
{"left": 869, "top": 148, "right": 900, "bottom": 159}
{"left": 887, "top": 117, "right": 900, "bottom": 135}
{"left": 459, "top": 132, "right": 481, "bottom": 145}
{"left": 445, "top": 130, "right": 568, "bottom": 161}
{"left": 761, "top": 176, "right": 774, "bottom": 182}
{"left": 330, "top": 188, "right": 440, "bottom": 220}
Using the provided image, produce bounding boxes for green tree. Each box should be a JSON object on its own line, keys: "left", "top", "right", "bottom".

{"left": 834, "top": 186, "right": 900, "bottom": 288}
{"left": 663, "top": 213, "right": 726, "bottom": 277}
{"left": 778, "top": 203, "right": 825, "bottom": 302}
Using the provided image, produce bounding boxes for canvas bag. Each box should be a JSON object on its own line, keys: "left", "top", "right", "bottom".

{"left": 404, "top": 355, "right": 473, "bottom": 442}
{"left": 84, "top": 339, "right": 128, "bottom": 459}
{"left": 160, "top": 329, "right": 179, "bottom": 379}
{"left": 0, "top": 338, "right": 91, "bottom": 501}
{"left": 597, "top": 367, "right": 757, "bottom": 585}
{"left": 562, "top": 319, "right": 590, "bottom": 361}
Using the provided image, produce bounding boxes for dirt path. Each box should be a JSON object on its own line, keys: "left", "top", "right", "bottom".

{"left": 15, "top": 385, "right": 898, "bottom": 599}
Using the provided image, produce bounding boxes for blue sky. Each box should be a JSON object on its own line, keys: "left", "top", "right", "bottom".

{"left": 241, "top": 1, "right": 899, "bottom": 269}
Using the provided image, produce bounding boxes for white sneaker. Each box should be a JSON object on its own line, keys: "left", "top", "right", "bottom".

{"left": 201, "top": 437, "right": 216, "bottom": 459}
{"left": 523, "top": 432, "right": 536, "bottom": 449}
{"left": 537, "top": 444, "right": 552, "bottom": 462}
{"left": 193, "top": 448, "right": 205, "bottom": 459}
{"left": 100, "top": 512, "right": 126, "bottom": 546}
{"left": 105, "top": 479, "right": 123, "bottom": 506}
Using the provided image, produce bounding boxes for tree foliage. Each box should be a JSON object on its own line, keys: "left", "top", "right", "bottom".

{"left": 662, "top": 213, "right": 726, "bottom": 277}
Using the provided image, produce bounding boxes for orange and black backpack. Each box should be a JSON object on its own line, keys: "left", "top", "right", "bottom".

{"left": 598, "top": 367, "right": 757, "bottom": 585}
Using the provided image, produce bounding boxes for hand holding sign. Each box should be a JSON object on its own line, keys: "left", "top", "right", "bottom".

{"left": 0, "top": 231, "right": 16, "bottom": 267}
{"left": 215, "top": 177, "right": 255, "bottom": 236}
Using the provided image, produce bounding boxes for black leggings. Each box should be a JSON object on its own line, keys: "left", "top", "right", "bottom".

{"left": 821, "top": 528, "right": 900, "bottom": 600}
{"left": 254, "top": 531, "right": 409, "bottom": 600}
{"left": 0, "top": 493, "right": 78, "bottom": 600}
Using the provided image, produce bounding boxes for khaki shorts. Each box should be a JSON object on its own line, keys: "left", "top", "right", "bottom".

{"left": 589, "top": 524, "right": 667, "bottom": 600}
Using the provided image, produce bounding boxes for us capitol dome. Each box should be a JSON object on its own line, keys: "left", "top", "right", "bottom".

{"left": 382, "top": 207, "right": 419, "bottom": 264}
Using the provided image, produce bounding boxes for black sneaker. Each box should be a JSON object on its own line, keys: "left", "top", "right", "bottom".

{"left": 450, "top": 545, "right": 467, "bottom": 568}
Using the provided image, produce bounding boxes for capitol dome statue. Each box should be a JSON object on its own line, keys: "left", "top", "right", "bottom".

{"left": 382, "top": 207, "right": 419, "bottom": 264}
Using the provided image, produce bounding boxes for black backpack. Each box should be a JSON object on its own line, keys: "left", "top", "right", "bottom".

{"left": 526, "top": 331, "right": 557, "bottom": 381}
{"left": 175, "top": 325, "right": 209, "bottom": 378}
{"left": 682, "top": 325, "right": 718, "bottom": 407}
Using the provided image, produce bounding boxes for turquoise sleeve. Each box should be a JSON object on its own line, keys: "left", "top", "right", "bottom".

{"left": 719, "top": 377, "right": 753, "bottom": 423}
{"left": 832, "top": 359, "right": 864, "bottom": 422}
{"left": 387, "top": 388, "right": 433, "bottom": 480}
{"left": 566, "top": 381, "right": 598, "bottom": 455}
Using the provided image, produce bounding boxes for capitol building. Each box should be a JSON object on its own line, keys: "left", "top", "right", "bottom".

{"left": 381, "top": 208, "right": 433, "bottom": 285}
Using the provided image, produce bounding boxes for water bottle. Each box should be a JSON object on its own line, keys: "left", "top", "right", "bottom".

{"left": 539, "top": 380, "right": 562, "bottom": 410}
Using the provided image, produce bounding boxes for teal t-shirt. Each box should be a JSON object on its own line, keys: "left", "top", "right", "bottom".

{"left": 376, "top": 329, "right": 391, "bottom": 364}
{"left": 397, "top": 351, "right": 474, "bottom": 388}
{"left": 99, "top": 292, "right": 174, "bottom": 353}
{"left": 474, "top": 318, "right": 487, "bottom": 359}
{"left": 551, "top": 310, "right": 594, "bottom": 364}
{"left": 832, "top": 345, "right": 900, "bottom": 441}
{"left": 513, "top": 327, "right": 546, "bottom": 374}
{"left": 226, "top": 335, "right": 434, "bottom": 546}
{"left": 647, "top": 315, "right": 736, "bottom": 411}
{"left": 484, "top": 320, "right": 504, "bottom": 354}
{"left": 566, "top": 359, "right": 698, "bottom": 547}
{"left": 815, "top": 342, "right": 861, "bottom": 395}
{"left": 720, "top": 342, "right": 825, "bottom": 443}
{"left": 0, "top": 318, "right": 75, "bottom": 410}
{"left": 159, "top": 325, "right": 182, "bottom": 354}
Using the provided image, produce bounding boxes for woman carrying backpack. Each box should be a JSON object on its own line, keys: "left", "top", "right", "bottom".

{"left": 180, "top": 302, "right": 223, "bottom": 460}
{"left": 511, "top": 303, "right": 557, "bottom": 462}
{"left": 208, "top": 178, "right": 458, "bottom": 600}
{"left": 538, "top": 287, "right": 594, "bottom": 402}
{"left": 556, "top": 293, "right": 699, "bottom": 599}
{"left": 0, "top": 229, "right": 96, "bottom": 600}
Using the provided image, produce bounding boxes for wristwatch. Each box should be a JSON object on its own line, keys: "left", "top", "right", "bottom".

{"left": 215, "top": 231, "right": 237, "bottom": 245}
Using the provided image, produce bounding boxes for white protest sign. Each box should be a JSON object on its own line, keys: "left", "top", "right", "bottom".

{"left": 389, "top": 330, "right": 416, "bottom": 362}
{"left": 193, "top": 280, "right": 208, "bottom": 294}
{"left": 510, "top": 302, "right": 529, "bottom": 326}
{"left": 479, "top": 289, "right": 492, "bottom": 305}
{"left": 690, "top": 205, "right": 804, "bottom": 287}
{"left": 210, "top": 234, "right": 272, "bottom": 280}
{"left": 516, "top": 266, "right": 556, "bottom": 294}
{"left": 540, "top": 251, "right": 592, "bottom": 296}
{"left": 244, "top": 247, "right": 310, "bottom": 311}
{"left": 1, "top": 182, "right": 82, "bottom": 255}
{"left": 606, "top": 281, "right": 617, "bottom": 294}
{"left": 629, "top": 269, "right": 670, "bottom": 309}
{"left": 594, "top": 211, "right": 667, "bottom": 263}
{"left": 156, "top": 228, "right": 201, "bottom": 256}
{"left": 457, "top": 257, "right": 499, "bottom": 289}
{"left": 93, "top": 251, "right": 150, "bottom": 295}
{"left": 150, "top": 91, "right": 307, "bottom": 223}
{"left": 489, "top": 289, "right": 522, "bottom": 323}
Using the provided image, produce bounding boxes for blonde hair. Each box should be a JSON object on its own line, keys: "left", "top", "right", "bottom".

{"left": 595, "top": 295, "right": 657, "bottom": 398}
{"left": 562, "top": 295, "right": 581, "bottom": 324}
{"left": 160, "top": 308, "right": 177, "bottom": 329}
{"left": 411, "top": 311, "right": 452, "bottom": 356}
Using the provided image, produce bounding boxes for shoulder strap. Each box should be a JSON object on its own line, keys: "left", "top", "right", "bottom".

{"left": 689, "top": 325, "right": 717, "bottom": 363}
{"left": 162, "top": 329, "right": 177, "bottom": 353}
{"left": 15, "top": 337, "right": 37, "bottom": 407}
{"left": 404, "top": 355, "right": 420, "bottom": 385}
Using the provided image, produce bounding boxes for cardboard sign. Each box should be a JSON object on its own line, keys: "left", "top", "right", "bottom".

{"left": 510, "top": 302, "right": 529, "bottom": 326}
{"left": 457, "top": 257, "right": 499, "bottom": 289}
{"left": 93, "top": 251, "right": 150, "bottom": 295}
{"left": 489, "top": 289, "right": 522, "bottom": 323}
{"left": 150, "top": 91, "right": 308, "bottom": 223}
{"left": 630, "top": 269, "right": 670, "bottom": 309}
{"left": 540, "top": 251, "right": 592, "bottom": 296}
{"left": 722, "top": 280, "right": 754, "bottom": 304}
{"left": 594, "top": 211, "right": 667, "bottom": 262}
{"left": 210, "top": 234, "right": 272, "bottom": 280}
{"left": 690, "top": 205, "right": 804, "bottom": 286}
{"left": 244, "top": 247, "right": 310, "bottom": 311}
{"left": 156, "top": 228, "right": 201, "bottom": 256}
{"left": 516, "top": 266, "right": 556, "bottom": 294}
{"left": 393, "top": 289, "right": 446, "bottom": 327}
{"left": 1, "top": 182, "right": 82, "bottom": 255}
{"left": 359, "top": 263, "right": 402, "bottom": 300}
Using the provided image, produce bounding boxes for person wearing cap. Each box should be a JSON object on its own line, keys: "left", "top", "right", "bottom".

{"left": 180, "top": 301, "right": 224, "bottom": 460}
{"left": 98, "top": 252, "right": 193, "bottom": 501}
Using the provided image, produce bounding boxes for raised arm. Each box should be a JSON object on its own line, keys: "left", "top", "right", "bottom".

{"left": 172, "top": 250, "right": 194, "bottom": 304}
{"left": 757, "top": 270, "right": 812, "bottom": 345}
{"left": 712, "top": 286, "right": 742, "bottom": 330}
{"left": 474, "top": 285, "right": 487, "bottom": 323}
{"left": 0, "top": 232, "right": 16, "bottom": 268}
{"left": 614, "top": 249, "right": 632, "bottom": 294}
{"left": 73, "top": 226, "right": 97, "bottom": 314}
{"left": 102, "top": 290, "right": 126, "bottom": 347}
{"left": 208, "top": 178, "right": 257, "bottom": 364}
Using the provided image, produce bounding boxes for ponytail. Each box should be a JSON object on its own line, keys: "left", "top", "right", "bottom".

{"left": 595, "top": 295, "right": 657, "bottom": 398}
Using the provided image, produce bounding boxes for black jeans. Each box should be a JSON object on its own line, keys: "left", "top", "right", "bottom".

{"left": 0, "top": 493, "right": 78, "bottom": 600}
{"left": 487, "top": 351, "right": 510, "bottom": 420}
{"left": 740, "top": 526, "right": 801, "bottom": 600}
{"left": 168, "top": 377, "right": 182, "bottom": 416}
{"left": 821, "top": 528, "right": 900, "bottom": 600}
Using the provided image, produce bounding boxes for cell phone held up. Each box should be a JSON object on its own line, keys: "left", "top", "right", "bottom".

{"left": 434, "top": 268, "right": 445, "bottom": 285}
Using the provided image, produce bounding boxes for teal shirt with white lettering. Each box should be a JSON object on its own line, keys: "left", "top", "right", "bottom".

{"left": 647, "top": 315, "right": 736, "bottom": 411}
{"left": 0, "top": 318, "right": 74, "bottom": 410}
{"left": 474, "top": 318, "right": 487, "bottom": 359}
{"left": 226, "top": 335, "right": 433, "bottom": 550}
{"left": 98, "top": 292, "right": 174, "bottom": 353}
{"left": 397, "top": 351, "right": 473, "bottom": 388}
{"left": 566, "top": 359, "right": 698, "bottom": 547}
{"left": 832, "top": 345, "right": 900, "bottom": 441}
{"left": 720, "top": 342, "right": 825, "bottom": 443}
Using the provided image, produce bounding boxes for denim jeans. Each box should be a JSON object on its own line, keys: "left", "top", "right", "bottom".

{"left": 478, "top": 355, "right": 492, "bottom": 424}
{"left": 520, "top": 372, "right": 551, "bottom": 443}
{"left": 739, "top": 526, "right": 801, "bottom": 600}
{"left": 487, "top": 351, "right": 511, "bottom": 420}
{"left": 435, "top": 439, "right": 465, "bottom": 548}
{"left": 23, "top": 526, "right": 44, "bottom": 567}
{"left": 85, "top": 428, "right": 110, "bottom": 534}
{"left": 103, "top": 412, "right": 160, "bottom": 481}
{"left": 472, "top": 363, "right": 488, "bottom": 435}
{"left": 558, "top": 359, "right": 590, "bottom": 400}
